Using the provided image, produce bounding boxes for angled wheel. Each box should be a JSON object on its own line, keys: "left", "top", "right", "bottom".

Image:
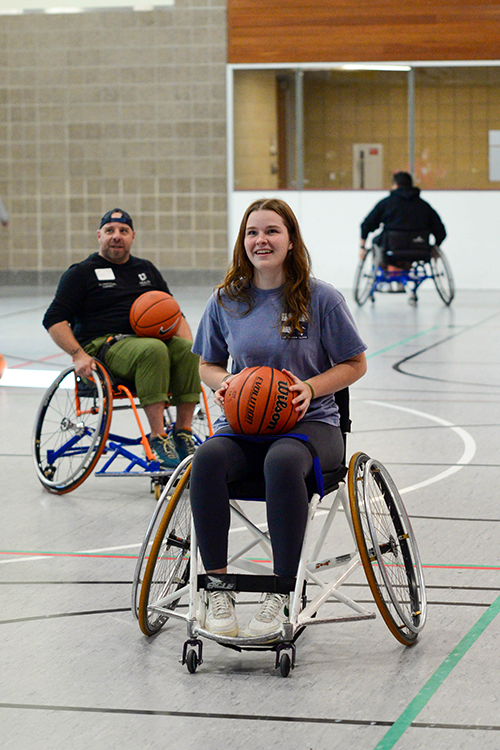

{"left": 348, "top": 452, "right": 427, "bottom": 646}
{"left": 137, "top": 460, "right": 192, "bottom": 636}
{"left": 354, "top": 248, "right": 377, "bottom": 306}
{"left": 32, "top": 362, "right": 113, "bottom": 494}
{"left": 431, "top": 248, "right": 454, "bottom": 305}
{"left": 132, "top": 458, "right": 193, "bottom": 620}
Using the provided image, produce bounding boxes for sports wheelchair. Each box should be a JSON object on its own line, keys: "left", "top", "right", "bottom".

{"left": 132, "top": 389, "right": 427, "bottom": 677}
{"left": 32, "top": 359, "right": 213, "bottom": 497}
{"left": 354, "top": 230, "right": 454, "bottom": 306}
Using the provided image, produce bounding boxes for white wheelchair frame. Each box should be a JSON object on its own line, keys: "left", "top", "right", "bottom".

{"left": 132, "top": 449, "right": 427, "bottom": 677}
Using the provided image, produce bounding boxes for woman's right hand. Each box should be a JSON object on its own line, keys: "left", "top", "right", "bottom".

{"left": 214, "top": 374, "right": 234, "bottom": 409}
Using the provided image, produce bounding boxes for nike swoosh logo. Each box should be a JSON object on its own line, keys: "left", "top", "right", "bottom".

{"left": 158, "top": 323, "right": 178, "bottom": 335}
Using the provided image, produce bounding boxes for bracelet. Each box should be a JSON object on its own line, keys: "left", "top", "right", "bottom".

{"left": 221, "top": 373, "right": 231, "bottom": 385}
{"left": 304, "top": 380, "right": 315, "bottom": 399}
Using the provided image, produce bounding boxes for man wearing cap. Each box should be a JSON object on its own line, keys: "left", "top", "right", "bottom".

{"left": 43, "top": 208, "right": 201, "bottom": 469}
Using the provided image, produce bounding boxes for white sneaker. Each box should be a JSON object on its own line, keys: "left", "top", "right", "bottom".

{"left": 244, "top": 593, "right": 289, "bottom": 638}
{"left": 204, "top": 591, "right": 238, "bottom": 637}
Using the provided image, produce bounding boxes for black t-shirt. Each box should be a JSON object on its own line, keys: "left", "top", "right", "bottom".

{"left": 43, "top": 253, "right": 170, "bottom": 346}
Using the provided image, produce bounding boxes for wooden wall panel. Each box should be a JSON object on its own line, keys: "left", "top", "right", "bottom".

{"left": 228, "top": 1, "right": 500, "bottom": 63}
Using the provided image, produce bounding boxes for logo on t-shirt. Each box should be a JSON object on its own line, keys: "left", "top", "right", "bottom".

{"left": 138, "top": 272, "right": 152, "bottom": 286}
{"left": 281, "top": 313, "right": 308, "bottom": 339}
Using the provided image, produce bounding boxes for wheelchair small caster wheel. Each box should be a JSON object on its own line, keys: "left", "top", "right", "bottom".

{"left": 186, "top": 649, "right": 198, "bottom": 674}
{"left": 279, "top": 652, "right": 291, "bottom": 678}
{"left": 153, "top": 482, "right": 162, "bottom": 501}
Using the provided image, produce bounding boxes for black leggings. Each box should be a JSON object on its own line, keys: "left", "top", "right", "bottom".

{"left": 190, "top": 421, "right": 345, "bottom": 577}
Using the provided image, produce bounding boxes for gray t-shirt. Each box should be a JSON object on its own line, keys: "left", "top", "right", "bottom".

{"left": 193, "top": 279, "right": 367, "bottom": 428}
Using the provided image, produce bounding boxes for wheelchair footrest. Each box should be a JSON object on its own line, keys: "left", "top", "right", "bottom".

{"left": 198, "top": 573, "right": 296, "bottom": 594}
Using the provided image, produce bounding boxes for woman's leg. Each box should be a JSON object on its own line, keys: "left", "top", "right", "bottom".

{"left": 264, "top": 422, "right": 345, "bottom": 577}
{"left": 190, "top": 434, "right": 255, "bottom": 572}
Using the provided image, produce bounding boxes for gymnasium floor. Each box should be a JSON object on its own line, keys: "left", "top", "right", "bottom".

{"left": 0, "top": 283, "right": 499, "bottom": 750}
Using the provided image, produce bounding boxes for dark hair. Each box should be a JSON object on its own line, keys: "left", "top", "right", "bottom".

{"left": 216, "top": 198, "right": 312, "bottom": 336}
{"left": 392, "top": 171, "right": 413, "bottom": 189}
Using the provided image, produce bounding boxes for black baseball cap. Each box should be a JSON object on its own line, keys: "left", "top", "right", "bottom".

{"left": 99, "top": 208, "right": 134, "bottom": 230}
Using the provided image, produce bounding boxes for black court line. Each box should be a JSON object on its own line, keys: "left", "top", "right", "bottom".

{"left": 0, "top": 598, "right": 494, "bottom": 626}
{"left": 0, "top": 608, "right": 130, "bottom": 625}
{"left": 0, "top": 702, "right": 498, "bottom": 732}
{"left": 410, "top": 513, "right": 500, "bottom": 523}
{"left": 1, "top": 581, "right": 499, "bottom": 595}
{"left": 392, "top": 310, "right": 500, "bottom": 386}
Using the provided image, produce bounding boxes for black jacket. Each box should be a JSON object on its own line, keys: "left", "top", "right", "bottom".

{"left": 361, "top": 187, "right": 446, "bottom": 246}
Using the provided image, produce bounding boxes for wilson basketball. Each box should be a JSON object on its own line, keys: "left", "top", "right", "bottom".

{"left": 224, "top": 366, "right": 299, "bottom": 435}
{"left": 129, "top": 291, "right": 182, "bottom": 340}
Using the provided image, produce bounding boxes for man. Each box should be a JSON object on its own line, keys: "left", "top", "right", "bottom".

{"left": 360, "top": 171, "right": 446, "bottom": 264}
{"left": 43, "top": 208, "right": 201, "bottom": 470}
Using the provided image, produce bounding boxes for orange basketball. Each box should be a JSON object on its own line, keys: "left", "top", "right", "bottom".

{"left": 224, "top": 366, "right": 299, "bottom": 436}
{"left": 0, "top": 353, "right": 6, "bottom": 379}
{"left": 130, "top": 291, "right": 182, "bottom": 340}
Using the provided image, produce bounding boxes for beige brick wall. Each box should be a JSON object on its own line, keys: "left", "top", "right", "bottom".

{"left": 0, "top": 0, "right": 227, "bottom": 284}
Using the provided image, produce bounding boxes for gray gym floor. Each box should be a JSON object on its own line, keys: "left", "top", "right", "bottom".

{"left": 1, "top": 283, "right": 499, "bottom": 750}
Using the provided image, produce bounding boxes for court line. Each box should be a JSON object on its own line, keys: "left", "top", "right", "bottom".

{"left": 365, "top": 401, "right": 476, "bottom": 494}
{"left": 373, "top": 594, "right": 500, "bottom": 750}
{"left": 365, "top": 326, "right": 440, "bottom": 359}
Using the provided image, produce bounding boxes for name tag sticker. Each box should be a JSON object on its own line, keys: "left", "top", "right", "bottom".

{"left": 95, "top": 268, "right": 115, "bottom": 281}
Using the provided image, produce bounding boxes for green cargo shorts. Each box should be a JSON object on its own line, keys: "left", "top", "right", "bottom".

{"left": 85, "top": 334, "right": 201, "bottom": 407}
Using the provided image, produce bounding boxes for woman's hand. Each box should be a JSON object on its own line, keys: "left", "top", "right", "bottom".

{"left": 283, "top": 369, "right": 312, "bottom": 422}
{"left": 214, "top": 374, "right": 234, "bottom": 409}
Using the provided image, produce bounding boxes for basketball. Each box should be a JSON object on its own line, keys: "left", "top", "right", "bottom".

{"left": 0, "top": 353, "right": 6, "bottom": 379}
{"left": 224, "top": 366, "right": 299, "bottom": 435}
{"left": 129, "top": 291, "right": 182, "bottom": 340}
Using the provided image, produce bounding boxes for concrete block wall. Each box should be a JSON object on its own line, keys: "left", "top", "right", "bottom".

{"left": 0, "top": 0, "right": 227, "bottom": 285}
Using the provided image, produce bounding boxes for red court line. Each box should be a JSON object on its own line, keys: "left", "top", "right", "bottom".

{"left": 1, "top": 550, "right": 499, "bottom": 571}
{"left": 9, "top": 353, "right": 66, "bottom": 369}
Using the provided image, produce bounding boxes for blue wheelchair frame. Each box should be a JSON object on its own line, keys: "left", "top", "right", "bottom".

{"left": 33, "top": 360, "right": 213, "bottom": 495}
{"left": 354, "top": 242, "right": 454, "bottom": 306}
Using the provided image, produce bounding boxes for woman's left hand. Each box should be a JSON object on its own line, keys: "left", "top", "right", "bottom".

{"left": 282, "top": 369, "right": 312, "bottom": 422}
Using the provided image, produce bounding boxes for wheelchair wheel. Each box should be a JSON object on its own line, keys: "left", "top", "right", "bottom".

{"left": 348, "top": 452, "right": 427, "bottom": 646}
{"left": 431, "top": 248, "right": 454, "bottom": 305}
{"left": 354, "top": 248, "right": 376, "bottom": 306}
{"left": 132, "top": 458, "right": 192, "bottom": 620}
{"left": 32, "top": 362, "right": 113, "bottom": 494}
{"left": 191, "top": 385, "right": 216, "bottom": 445}
{"left": 138, "top": 461, "right": 192, "bottom": 636}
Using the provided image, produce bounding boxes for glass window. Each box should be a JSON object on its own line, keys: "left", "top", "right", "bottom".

{"left": 415, "top": 67, "right": 500, "bottom": 189}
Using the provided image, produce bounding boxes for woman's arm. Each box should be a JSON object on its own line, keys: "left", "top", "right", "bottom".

{"left": 199, "top": 358, "right": 234, "bottom": 408}
{"left": 285, "top": 351, "right": 367, "bottom": 420}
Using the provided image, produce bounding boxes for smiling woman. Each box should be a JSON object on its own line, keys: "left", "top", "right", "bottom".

{"left": 189, "top": 197, "right": 367, "bottom": 638}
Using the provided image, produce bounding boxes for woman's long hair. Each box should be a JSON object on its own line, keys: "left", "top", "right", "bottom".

{"left": 216, "top": 198, "right": 312, "bottom": 336}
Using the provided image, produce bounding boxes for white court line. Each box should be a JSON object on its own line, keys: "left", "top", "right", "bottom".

{"left": 0, "top": 543, "right": 142, "bottom": 566}
{"left": 2, "top": 404, "right": 476, "bottom": 564}
{"left": 365, "top": 400, "right": 477, "bottom": 494}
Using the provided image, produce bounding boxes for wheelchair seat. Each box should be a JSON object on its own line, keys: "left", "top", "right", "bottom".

{"left": 378, "top": 230, "right": 434, "bottom": 265}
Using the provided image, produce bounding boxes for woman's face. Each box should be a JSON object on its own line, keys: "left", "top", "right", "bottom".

{"left": 243, "top": 210, "right": 292, "bottom": 284}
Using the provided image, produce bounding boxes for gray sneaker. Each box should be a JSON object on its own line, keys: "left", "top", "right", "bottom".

{"left": 149, "top": 433, "right": 180, "bottom": 470}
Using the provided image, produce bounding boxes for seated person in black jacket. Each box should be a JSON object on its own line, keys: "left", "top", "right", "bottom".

{"left": 359, "top": 171, "right": 446, "bottom": 275}
{"left": 43, "top": 208, "right": 201, "bottom": 470}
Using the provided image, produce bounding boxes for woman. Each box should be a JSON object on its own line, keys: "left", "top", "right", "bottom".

{"left": 191, "top": 198, "right": 367, "bottom": 639}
